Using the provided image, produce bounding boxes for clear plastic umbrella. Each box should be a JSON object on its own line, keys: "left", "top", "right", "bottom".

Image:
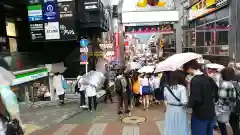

{"left": 138, "top": 66, "right": 155, "bottom": 73}
{"left": 0, "top": 67, "right": 15, "bottom": 86}
{"left": 126, "top": 62, "right": 142, "bottom": 70}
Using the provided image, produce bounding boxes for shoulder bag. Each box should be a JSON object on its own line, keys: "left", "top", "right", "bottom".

{"left": 61, "top": 75, "right": 69, "bottom": 89}
{"left": 165, "top": 85, "right": 182, "bottom": 106}
{"left": 0, "top": 94, "right": 24, "bottom": 135}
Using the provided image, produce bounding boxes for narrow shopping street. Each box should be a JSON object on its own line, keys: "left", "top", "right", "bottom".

{"left": 27, "top": 97, "right": 229, "bottom": 135}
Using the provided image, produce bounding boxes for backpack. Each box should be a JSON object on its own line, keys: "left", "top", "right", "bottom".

{"left": 231, "top": 81, "right": 240, "bottom": 115}
{"left": 115, "top": 78, "right": 123, "bottom": 94}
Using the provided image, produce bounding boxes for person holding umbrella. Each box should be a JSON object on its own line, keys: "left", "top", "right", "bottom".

{"left": 0, "top": 67, "right": 24, "bottom": 135}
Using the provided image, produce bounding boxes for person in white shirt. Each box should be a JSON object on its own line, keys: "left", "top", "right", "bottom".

{"left": 151, "top": 73, "right": 161, "bottom": 103}
{"left": 140, "top": 73, "right": 153, "bottom": 111}
{"left": 53, "top": 72, "right": 65, "bottom": 104}
{"left": 85, "top": 85, "right": 97, "bottom": 112}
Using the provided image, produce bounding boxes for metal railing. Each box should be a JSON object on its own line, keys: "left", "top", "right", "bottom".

{"left": 0, "top": 52, "right": 45, "bottom": 71}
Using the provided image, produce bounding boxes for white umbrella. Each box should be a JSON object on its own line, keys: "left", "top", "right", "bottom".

{"left": 155, "top": 53, "right": 202, "bottom": 73}
{"left": 51, "top": 62, "right": 67, "bottom": 73}
{"left": 126, "top": 62, "right": 142, "bottom": 70}
{"left": 138, "top": 66, "right": 155, "bottom": 73}
{"left": 206, "top": 63, "right": 225, "bottom": 71}
{"left": 0, "top": 67, "right": 15, "bottom": 86}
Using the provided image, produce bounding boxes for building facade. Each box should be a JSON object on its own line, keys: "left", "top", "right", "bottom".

{"left": 182, "top": 0, "right": 231, "bottom": 65}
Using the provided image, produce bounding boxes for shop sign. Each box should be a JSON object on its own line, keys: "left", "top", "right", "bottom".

{"left": 12, "top": 71, "right": 48, "bottom": 86}
{"left": 188, "top": 0, "right": 216, "bottom": 21}
{"left": 43, "top": 3, "right": 59, "bottom": 21}
{"left": 84, "top": 1, "right": 99, "bottom": 11}
{"left": 58, "top": 2, "right": 74, "bottom": 19}
{"left": 30, "top": 23, "right": 45, "bottom": 41}
{"left": 124, "top": 24, "right": 173, "bottom": 33}
{"left": 57, "top": 0, "right": 72, "bottom": 2}
{"left": 216, "top": 0, "right": 230, "bottom": 9}
{"left": 59, "top": 20, "right": 76, "bottom": 40}
{"left": 44, "top": 22, "right": 60, "bottom": 40}
{"left": 28, "top": 4, "right": 43, "bottom": 22}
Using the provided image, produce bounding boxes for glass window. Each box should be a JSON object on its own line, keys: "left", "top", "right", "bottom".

{"left": 216, "top": 7, "right": 229, "bottom": 20}
{"left": 196, "top": 32, "right": 204, "bottom": 46}
{"left": 205, "top": 13, "right": 216, "bottom": 23}
{"left": 216, "top": 18, "right": 229, "bottom": 46}
{"left": 196, "top": 17, "right": 205, "bottom": 26}
{"left": 216, "top": 18, "right": 229, "bottom": 29}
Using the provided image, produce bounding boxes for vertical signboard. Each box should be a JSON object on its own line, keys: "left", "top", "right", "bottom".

{"left": 114, "top": 32, "right": 120, "bottom": 59}
{"left": 44, "top": 22, "right": 60, "bottom": 40}
{"left": 59, "top": 20, "right": 76, "bottom": 40}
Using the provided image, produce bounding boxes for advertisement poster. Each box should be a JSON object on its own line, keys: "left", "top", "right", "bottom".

{"left": 59, "top": 20, "right": 76, "bottom": 40}
{"left": 57, "top": 0, "right": 73, "bottom": 2}
{"left": 44, "top": 22, "right": 60, "bottom": 40}
{"left": 43, "top": 3, "right": 59, "bottom": 21}
{"left": 30, "top": 23, "right": 45, "bottom": 40}
{"left": 28, "top": 5, "right": 43, "bottom": 22}
{"left": 188, "top": 0, "right": 216, "bottom": 21}
{"left": 114, "top": 33, "right": 120, "bottom": 59}
{"left": 58, "top": 2, "right": 74, "bottom": 19}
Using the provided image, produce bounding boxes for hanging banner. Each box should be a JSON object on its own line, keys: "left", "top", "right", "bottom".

{"left": 43, "top": 2, "right": 59, "bottom": 21}
{"left": 188, "top": 0, "right": 217, "bottom": 21}
{"left": 125, "top": 24, "right": 174, "bottom": 33}
{"left": 59, "top": 20, "right": 76, "bottom": 40}
{"left": 30, "top": 23, "right": 45, "bottom": 41}
{"left": 44, "top": 22, "right": 60, "bottom": 40}
{"left": 114, "top": 32, "right": 120, "bottom": 59}
{"left": 58, "top": 2, "right": 74, "bottom": 19}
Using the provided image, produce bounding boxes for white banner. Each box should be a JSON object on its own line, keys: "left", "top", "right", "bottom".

{"left": 44, "top": 22, "right": 60, "bottom": 40}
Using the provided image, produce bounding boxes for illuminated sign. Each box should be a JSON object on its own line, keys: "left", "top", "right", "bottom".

{"left": 28, "top": 5, "right": 43, "bottom": 22}
{"left": 125, "top": 24, "right": 173, "bottom": 33}
{"left": 188, "top": 0, "right": 216, "bottom": 21}
{"left": 137, "top": 0, "right": 166, "bottom": 7}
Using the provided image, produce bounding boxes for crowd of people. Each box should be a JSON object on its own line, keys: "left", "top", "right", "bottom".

{"left": 76, "top": 58, "right": 240, "bottom": 135}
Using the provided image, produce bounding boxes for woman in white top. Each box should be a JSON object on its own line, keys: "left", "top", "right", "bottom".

{"left": 164, "top": 71, "right": 189, "bottom": 135}
{"left": 140, "top": 73, "right": 153, "bottom": 111}
{"left": 85, "top": 85, "right": 97, "bottom": 112}
{"left": 53, "top": 72, "right": 65, "bottom": 104}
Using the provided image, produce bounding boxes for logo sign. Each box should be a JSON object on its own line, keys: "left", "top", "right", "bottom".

{"left": 44, "top": 0, "right": 57, "bottom": 2}
{"left": 28, "top": 5, "right": 43, "bottom": 22}
{"left": 59, "top": 2, "right": 74, "bottom": 19}
{"left": 125, "top": 24, "right": 173, "bottom": 33}
{"left": 44, "top": 3, "right": 59, "bottom": 21}
{"left": 216, "top": 0, "right": 230, "bottom": 9}
{"left": 188, "top": 0, "right": 216, "bottom": 21}
{"left": 80, "top": 52, "right": 88, "bottom": 64}
{"left": 59, "top": 20, "right": 76, "bottom": 40}
{"left": 30, "top": 23, "right": 45, "bottom": 40}
{"left": 80, "top": 39, "right": 88, "bottom": 47}
{"left": 80, "top": 47, "right": 88, "bottom": 52}
{"left": 44, "top": 22, "right": 60, "bottom": 40}
{"left": 84, "top": 1, "right": 99, "bottom": 11}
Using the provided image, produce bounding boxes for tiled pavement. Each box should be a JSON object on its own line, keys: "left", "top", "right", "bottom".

{"left": 30, "top": 100, "right": 231, "bottom": 135}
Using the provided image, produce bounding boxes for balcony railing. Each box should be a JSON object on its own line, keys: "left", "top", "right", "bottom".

{"left": 0, "top": 52, "right": 45, "bottom": 71}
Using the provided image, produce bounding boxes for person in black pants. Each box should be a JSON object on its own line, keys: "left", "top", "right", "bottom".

{"left": 88, "top": 96, "right": 97, "bottom": 112}
{"left": 104, "top": 78, "right": 113, "bottom": 103}
{"left": 79, "top": 90, "right": 86, "bottom": 107}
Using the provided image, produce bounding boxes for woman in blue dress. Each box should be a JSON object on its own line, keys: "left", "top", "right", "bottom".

{"left": 163, "top": 71, "right": 189, "bottom": 135}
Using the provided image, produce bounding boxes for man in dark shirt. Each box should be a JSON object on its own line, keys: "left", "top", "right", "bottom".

{"left": 183, "top": 59, "right": 218, "bottom": 135}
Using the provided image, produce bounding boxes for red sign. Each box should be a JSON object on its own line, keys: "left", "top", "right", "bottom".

{"left": 114, "top": 32, "right": 120, "bottom": 59}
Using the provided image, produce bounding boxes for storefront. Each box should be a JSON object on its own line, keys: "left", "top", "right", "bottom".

{"left": 11, "top": 68, "right": 50, "bottom": 102}
{"left": 182, "top": 0, "right": 230, "bottom": 65}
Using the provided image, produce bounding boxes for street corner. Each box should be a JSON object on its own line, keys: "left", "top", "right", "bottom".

{"left": 24, "top": 124, "right": 44, "bottom": 135}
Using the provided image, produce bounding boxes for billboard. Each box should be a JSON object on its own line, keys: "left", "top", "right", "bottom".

{"left": 44, "top": 22, "right": 60, "bottom": 40}
{"left": 29, "top": 23, "right": 45, "bottom": 41}
{"left": 28, "top": 5, "right": 43, "bottom": 22}
{"left": 188, "top": 0, "right": 216, "bottom": 21}
{"left": 43, "top": 3, "right": 59, "bottom": 21}
{"left": 58, "top": 2, "right": 74, "bottom": 19}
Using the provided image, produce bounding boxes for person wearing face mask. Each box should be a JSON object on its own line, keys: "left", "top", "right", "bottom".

{"left": 183, "top": 60, "right": 218, "bottom": 135}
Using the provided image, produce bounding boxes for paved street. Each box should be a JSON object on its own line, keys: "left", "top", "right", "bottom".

{"left": 27, "top": 97, "right": 231, "bottom": 135}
